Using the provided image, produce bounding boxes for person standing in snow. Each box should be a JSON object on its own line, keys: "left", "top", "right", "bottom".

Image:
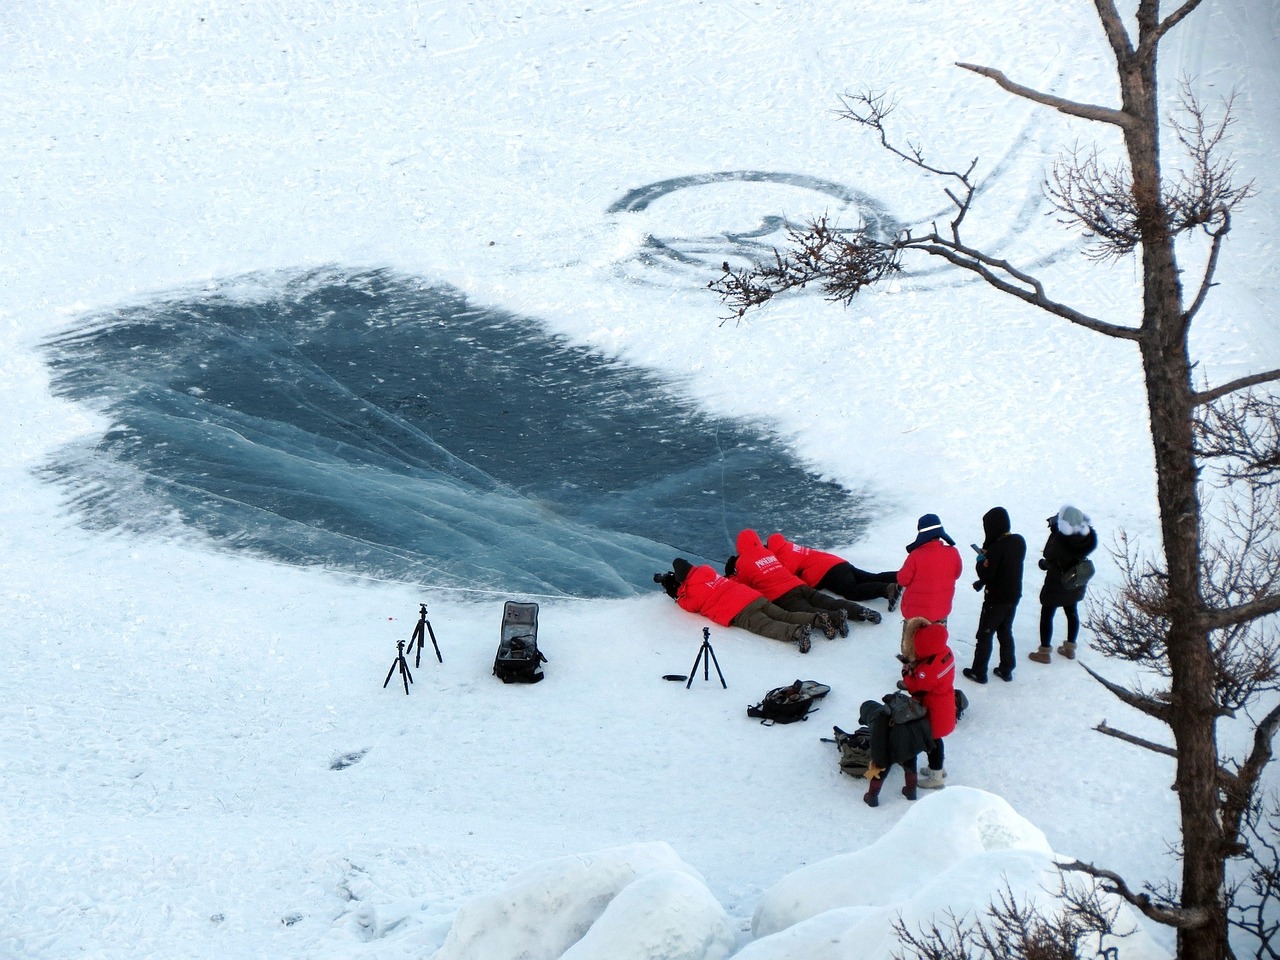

{"left": 858, "top": 695, "right": 934, "bottom": 807}
{"left": 658, "top": 557, "right": 824, "bottom": 653}
{"left": 896, "top": 513, "right": 963, "bottom": 625}
{"left": 1029, "top": 505, "right": 1098, "bottom": 663}
{"left": 727, "top": 529, "right": 882, "bottom": 633}
{"left": 963, "top": 506, "right": 1026, "bottom": 684}
{"left": 900, "top": 616, "right": 956, "bottom": 789}
{"left": 764, "top": 531, "right": 902, "bottom": 609}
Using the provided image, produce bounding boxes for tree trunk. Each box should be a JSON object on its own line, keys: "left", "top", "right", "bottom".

{"left": 1121, "top": 36, "right": 1229, "bottom": 960}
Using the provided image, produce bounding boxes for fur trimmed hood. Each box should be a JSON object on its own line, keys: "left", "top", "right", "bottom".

{"left": 901, "top": 615, "right": 949, "bottom": 661}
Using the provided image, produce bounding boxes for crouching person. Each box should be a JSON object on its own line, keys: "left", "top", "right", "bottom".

{"left": 859, "top": 693, "right": 935, "bottom": 807}
{"left": 658, "top": 558, "right": 822, "bottom": 653}
{"left": 900, "top": 616, "right": 957, "bottom": 788}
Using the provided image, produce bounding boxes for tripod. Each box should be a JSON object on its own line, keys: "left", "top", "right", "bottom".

{"left": 383, "top": 639, "right": 414, "bottom": 695}
{"left": 686, "top": 626, "right": 727, "bottom": 689}
{"left": 407, "top": 602, "right": 443, "bottom": 667}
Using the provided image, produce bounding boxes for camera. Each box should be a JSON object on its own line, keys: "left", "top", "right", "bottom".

{"left": 653, "top": 572, "right": 666, "bottom": 584}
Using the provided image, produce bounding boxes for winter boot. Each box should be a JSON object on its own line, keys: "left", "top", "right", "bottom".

{"left": 918, "top": 767, "right": 946, "bottom": 789}
{"left": 816, "top": 612, "right": 838, "bottom": 640}
{"left": 793, "top": 625, "right": 812, "bottom": 654}
{"left": 848, "top": 604, "right": 882, "bottom": 625}
{"left": 834, "top": 609, "right": 850, "bottom": 638}
{"left": 962, "top": 667, "right": 987, "bottom": 684}
{"left": 863, "top": 775, "right": 884, "bottom": 807}
{"left": 1028, "top": 647, "right": 1052, "bottom": 664}
{"left": 901, "top": 769, "right": 919, "bottom": 801}
{"left": 1057, "top": 641, "right": 1077, "bottom": 660}
{"left": 886, "top": 582, "right": 903, "bottom": 612}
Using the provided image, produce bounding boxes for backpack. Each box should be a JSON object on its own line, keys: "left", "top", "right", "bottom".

{"left": 493, "top": 601, "right": 547, "bottom": 684}
{"left": 747, "top": 679, "right": 830, "bottom": 725}
{"left": 831, "top": 725, "right": 873, "bottom": 778}
{"left": 955, "top": 688, "right": 969, "bottom": 721}
{"left": 1060, "top": 558, "right": 1096, "bottom": 591}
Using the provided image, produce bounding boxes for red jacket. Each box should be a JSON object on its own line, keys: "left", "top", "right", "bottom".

{"left": 733, "top": 530, "right": 807, "bottom": 601}
{"left": 902, "top": 620, "right": 957, "bottom": 739}
{"left": 765, "top": 533, "right": 843, "bottom": 587}
{"left": 677, "top": 563, "right": 764, "bottom": 626}
{"left": 897, "top": 539, "right": 962, "bottom": 621}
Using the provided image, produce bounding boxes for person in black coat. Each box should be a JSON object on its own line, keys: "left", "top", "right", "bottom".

{"left": 962, "top": 506, "right": 1026, "bottom": 684}
{"left": 858, "top": 695, "right": 935, "bottom": 807}
{"left": 1030, "top": 505, "right": 1098, "bottom": 663}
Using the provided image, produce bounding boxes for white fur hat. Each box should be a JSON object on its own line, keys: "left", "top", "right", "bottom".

{"left": 1057, "top": 505, "right": 1091, "bottom": 536}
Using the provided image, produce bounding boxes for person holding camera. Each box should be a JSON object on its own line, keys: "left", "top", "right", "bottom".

{"left": 656, "top": 558, "right": 825, "bottom": 653}
{"left": 726, "top": 529, "right": 881, "bottom": 632}
{"left": 1029, "top": 505, "right": 1098, "bottom": 663}
{"left": 963, "top": 506, "right": 1026, "bottom": 684}
{"left": 764, "top": 531, "right": 902, "bottom": 608}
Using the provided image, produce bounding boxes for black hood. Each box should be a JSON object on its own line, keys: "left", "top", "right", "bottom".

{"left": 982, "top": 507, "right": 1011, "bottom": 547}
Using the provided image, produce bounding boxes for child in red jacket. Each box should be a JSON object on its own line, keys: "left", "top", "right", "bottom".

{"left": 900, "top": 615, "right": 957, "bottom": 788}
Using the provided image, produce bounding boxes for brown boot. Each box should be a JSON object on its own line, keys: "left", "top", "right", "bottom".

{"left": 901, "top": 769, "right": 918, "bottom": 801}
{"left": 863, "top": 775, "right": 884, "bottom": 807}
{"left": 1057, "top": 642, "right": 1077, "bottom": 659}
{"left": 1028, "top": 647, "right": 1051, "bottom": 664}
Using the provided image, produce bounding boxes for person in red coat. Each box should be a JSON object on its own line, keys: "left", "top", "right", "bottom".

{"left": 728, "top": 530, "right": 881, "bottom": 631}
{"left": 657, "top": 558, "right": 824, "bottom": 652}
{"left": 765, "top": 532, "right": 902, "bottom": 608}
{"left": 900, "top": 615, "right": 956, "bottom": 788}
{"left": 897, "top": 513, "right": 963, "bottom": 623}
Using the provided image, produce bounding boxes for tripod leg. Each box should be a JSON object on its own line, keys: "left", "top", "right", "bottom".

{"left": 705, "top": 643, "right": 727, "bottom": 689}
{"left": 425, "top": 621, "right": 443, "bottom": 663}
{"left": 410, "top": 622, "right": 425, "bottom": 668}
{"left": 399, "top": 656, "right": 413, "bottom": 695}
{"left": 685, "top": 646, "right": 706, "bottom": 689}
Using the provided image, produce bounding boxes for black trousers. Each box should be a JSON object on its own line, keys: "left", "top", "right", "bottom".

{"left": 816, "top": 562, "right": 897, "bottom": 602}
{"left": 973, "top": 599, "right": 1019, "bottom": 676}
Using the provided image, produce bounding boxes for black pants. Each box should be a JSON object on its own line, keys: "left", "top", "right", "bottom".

{"left": 816, "top": 562, "right": 897, "bottom": 602}
{"left": 926, "top": 738, "right": 945, "bottom": 772}
{"left": 973, "top": 599, "right": 1018, "bottom": 677}
{"left": 1039, "top": 602, "right": 1079, "bottom": 646}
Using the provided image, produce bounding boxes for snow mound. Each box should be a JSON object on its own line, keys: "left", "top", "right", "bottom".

{"left": 431, "top": 841, "right": 734, "bottom": 960}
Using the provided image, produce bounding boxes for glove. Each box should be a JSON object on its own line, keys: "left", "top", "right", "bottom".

{"left": 972, "top": 579, "right": 984, "bottom": 592}
{"left": 1038, "top": 558, "right": 1048, "bottom": 570}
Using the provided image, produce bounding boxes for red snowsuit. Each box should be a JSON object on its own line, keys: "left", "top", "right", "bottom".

{"left": 902, "top": 620, "right": 957, "bottom": 739}
{"left": 765, "top": 532, "right": 843, "bottom": 587}
{"left": 733, "top": 530, "right": 808, "bottom": 600}
{"left": 676, "top": 563, "right": 764, "bottom": 626}
{"left": 897, "top": 539, "right": 962, "bottom": 621}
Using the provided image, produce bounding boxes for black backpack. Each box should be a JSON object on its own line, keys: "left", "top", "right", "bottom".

{"left": 831, "top": 725, "right": 873, "bottom": 778}
{"left": 747, "top": 680, "right": 830, "bottom": 724}
{"left": 1061, "top": 558, "right": 1096, "bottom": 590}
{"left": 493, "top": 601, "right": 547, "bottom": 684}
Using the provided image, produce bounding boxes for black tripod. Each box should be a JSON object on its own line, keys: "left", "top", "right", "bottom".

{"left": 407, "top": 602, "right": 443, "bottom": 667}
{"left": 384, "top": 639, "right": 414, "bottom": 695}
{"left": 686, "top": 626, "right": 727, "bottom": 689}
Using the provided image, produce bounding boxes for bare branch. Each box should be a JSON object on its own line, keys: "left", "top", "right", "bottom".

{"left": 1059, "top": 860, "right": 1211, "bottom": 927}
{"left": 1194, "top": 370, "right": 1280, "bottom": 408}
{"left": 1091, "top": 0, "right": 1136, "bottom": 65}
{"left": 1141, "top": 0, "right": 1208, "bottom": 62}
{"left": 1203, "top": 593, "right": 1280, "bottom": 633}
{"left": 1222, "top": 703, "right": 1280, "bottom": 847}
{"left": 1081, "top": 661, "right": 1174, "bottom": 721}
{"left": 1095, "top": 720, "right": 1178, "bottom": 759}
{"left": 956, "top": 62, "right": 1132, "bottom": 128}
{"left": 1182, "top": 216, "right": 1229, "bottom": 331}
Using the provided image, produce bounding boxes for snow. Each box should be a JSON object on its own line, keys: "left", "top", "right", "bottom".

{"left": 2, "top": 1, "right": 1278, "bottom": 958}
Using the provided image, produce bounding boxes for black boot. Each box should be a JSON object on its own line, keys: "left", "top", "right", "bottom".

{"left": 863, "top": 775, "right": 884, "bottom": 808}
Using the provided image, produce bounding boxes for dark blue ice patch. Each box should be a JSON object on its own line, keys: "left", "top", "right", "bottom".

{"left": 40, "top": 269, "right": 870, "bottom": 598}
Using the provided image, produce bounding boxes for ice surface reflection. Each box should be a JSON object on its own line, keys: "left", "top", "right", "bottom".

{"left": 41, "top": 269, "right": 869, "bottom": 598}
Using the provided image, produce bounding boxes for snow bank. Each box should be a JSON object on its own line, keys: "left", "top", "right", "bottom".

{"left": 431, "top": 842, "right": 735, "bottom": 960}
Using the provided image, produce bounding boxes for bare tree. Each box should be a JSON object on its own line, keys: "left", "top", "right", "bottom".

{"left": 711, "top": 3, "right": 1280, "bottom": 958}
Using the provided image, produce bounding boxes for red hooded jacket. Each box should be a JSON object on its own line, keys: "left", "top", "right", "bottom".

{"left": 765, "top": 533, "right": 843, "bottom": 587}
{"left": 901, "top": 619, "right": 957, "bottom": 739}
{"left": 732, "top": 530, "right": 807, "bottom": 601}
{"left": 676, "top": 563, "right": 764, "bottom": 626}
{"left": 897, "top": 539, "right": 963, "bottom": 621}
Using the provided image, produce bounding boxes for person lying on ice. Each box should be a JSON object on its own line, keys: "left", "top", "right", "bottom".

{"left": 726, "top": 529, "right": 882, "bottom": 629}
{"left": 657, "top": 558, "right": 824, "bottom": 653}
{"left": 765, "top": 531, "right": 902, "bottom": 609}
